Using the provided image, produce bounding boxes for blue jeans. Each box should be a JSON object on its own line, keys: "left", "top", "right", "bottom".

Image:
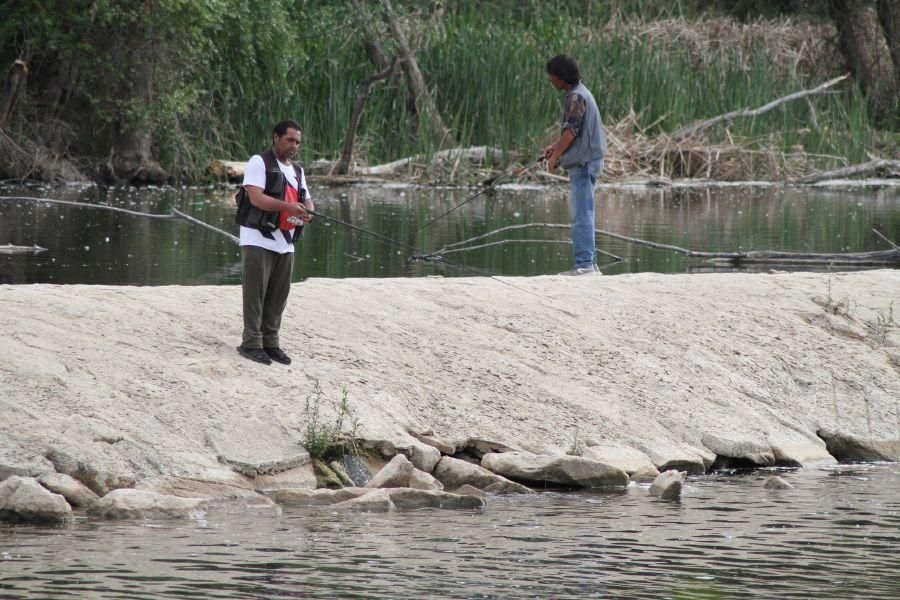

{"left": 567, "top": 158, "right": 604, "bottom": 268}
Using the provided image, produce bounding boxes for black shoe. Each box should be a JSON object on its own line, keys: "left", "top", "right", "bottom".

{"left": 237, "top": 345, "right": 272, "bottom": 365}
{"left": 264, "top": 347, "right": 292, "bottom": 365}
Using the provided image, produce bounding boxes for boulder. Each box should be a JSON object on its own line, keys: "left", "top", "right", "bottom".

{"left": 366, "top": 454, "right": 415, "bottom": 488}
{"left": 396, "top": 442, "right": 442, "bottom": 473}
{"left": 386, "top": 488, "right": 485, "bottom": 510}
{"left": 763, "top": 476, "right": 793, "bottom": 490}
{"left": 630, "top": 465, "right": 661, "bottom": 484}
{"left": 483, "top": 480, "right": 535, "bottom": 495}
{"left": 408, "top": 469, "right": 444, "bottom": 491}
{"left": 481, "top": 452, "right": 629, "bottom": 489}
{"left": 87, "top": 489, "right": 206, "bottom": 520}
{"left": 268, "top": 487, "right": 369, "bottom": 507}
{"left": 817, "top": 430, "right": 900, "bottom": 462}
{"left": 433, "top": 456, "right": 521, "bottom": 490}
{"left": 453, "top": 484, "right": 487, "bottom": 498}
{"left": 252, "top": 464, "right": 318, "bottom": 492}
{"left": 0, "top": 476, "right": 72, "bottom": 523}
{"left": 37, "top": 472, "right": 100, "bottom": 507}
{"left": 770, "top": 440, "right": 836, "bottom": 467}
{"left": 583, "top": 444, "right": 656, "bottom": 475}
{"left": 638, "top": 442, "right": 708, "bottom": 474}
{"left": 45, "top": 448, "right": 135, "bottom": 496}
{"left": 649, "top": 470, "right": 685, "bottom": 500}
{"left": 407, "top": 429, "right": 456, "bottom": 455}
{"left": 339, "top": 489, "right": 395, "bottom": 512}
{"left": 701, "top": 433, "right": 775, "bottom": 466}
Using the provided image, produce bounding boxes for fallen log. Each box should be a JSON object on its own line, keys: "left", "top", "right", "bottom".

{"left": 433, "top": 223, "right": 900, "bottom": 266}
{"left": 672, "top": 74, "right": 849, "bottom": 142}
{"left": 357, "top": 146, "right": 505, "bottom": 175}
{"left": 795, "top": 159, "right": 900, "bottom": 184}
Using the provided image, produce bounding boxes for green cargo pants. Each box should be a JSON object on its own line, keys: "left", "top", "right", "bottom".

{"left": 241, "top": 245, "right": 294, "bottom": 349}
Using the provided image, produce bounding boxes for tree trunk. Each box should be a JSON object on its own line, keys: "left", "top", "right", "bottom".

{"left": 828, "top": 0, "right": 897, "bottom": 124}
{"left": 109, "top": 16, "right": 168, "bottom": 185}
{"left": 337, "top": 58, "right": 399, "bottom": 174}
{"left": 380, "top": 0, "right": 452, "bottom": 148}
{"left": 876, "top": 0, "right": 900, "bottom": 85}
{"left": 0, "top": 60, "right": 28, "bottom": 129}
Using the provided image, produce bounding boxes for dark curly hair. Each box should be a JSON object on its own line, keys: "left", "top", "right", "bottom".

{"left": 546, "top": 55, "right": 581, "bottom": 85}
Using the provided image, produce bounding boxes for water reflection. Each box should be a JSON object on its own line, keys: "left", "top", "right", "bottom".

{"left": 1, "top": 464, "right": 898, "bottom": 598}
{"left": 0, "top": 182, "right": 897, "bottom": 284}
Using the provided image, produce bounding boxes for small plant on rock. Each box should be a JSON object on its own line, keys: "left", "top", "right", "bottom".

{"left": 870, "top": 301, "right": 896, "bottom": 344}
{"left": 567, "top": 427, "right": 586, "bottom": 457}
{"left": 302, "top": 381, "right": 358, "bottom": 461}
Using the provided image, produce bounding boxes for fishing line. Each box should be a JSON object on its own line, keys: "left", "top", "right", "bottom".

{"left": 415, "top": 157, "right": 543, "bottom": 234}
{"left": 306, "top": 209, "right": 552, "bottom": 300}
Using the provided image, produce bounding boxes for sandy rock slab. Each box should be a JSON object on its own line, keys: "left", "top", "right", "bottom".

{"left": 481, "top": 452, "right": 629, "bottom": 489}
{"left": 0, "top": 476, "right": 73, "bottom": 524}
{"left": 87, "top": 489, "right": 207, "bottom": 520}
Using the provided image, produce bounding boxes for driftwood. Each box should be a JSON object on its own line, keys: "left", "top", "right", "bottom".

{"left": 337, "top": 57, "right": 400, "bottom": 175}
{"left": 0, "top": 60, "right": 28, "bottom": 129}
{"left": 357, "top": 146, "right": 504, "bottom": 175}
{"left": 435, "top": 223, "right": 900, "bottom": 266}
{"left": 0, "top": 243, "right": 47, "bottom": 254}
{"left": 672, "top": 74, "right": 849, "bottom": 142}
{"left": 795, "top": 158, "right": 900, "bottom": 184}
{"left": 0, "top": 196, "right": 239, "bottom": 244}
{"left": 205, "top": 160, "right": 246, "bottom": 181}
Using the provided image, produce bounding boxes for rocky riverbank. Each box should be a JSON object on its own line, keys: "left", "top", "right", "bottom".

{"left": 1, "top": 271, "right": 898, "bottom": 522}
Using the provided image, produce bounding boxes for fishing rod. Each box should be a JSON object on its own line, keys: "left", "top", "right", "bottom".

{"left": 415, "top": 156, "right": 544, "bottom": 234}
{"left": 303, "top": 208, "right": 550, "bottom": 300}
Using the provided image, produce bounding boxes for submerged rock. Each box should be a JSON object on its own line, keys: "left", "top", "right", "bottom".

{"left": 763, "top": 475, "right": 793, "bottom": 490}
{"left": 385, "top": 488, "right": 484, "bottom": 510}
{"left": 481, "top": 452, "right": 629, "bottom": 489}
{"left": 87, "top": 489, "right": 206, "bottom": 519}
{"left": 0, "top": 476, "right": 72, "bottom": 524}
{"left": 649, "top": 470, "right": 685, "bottom": 501}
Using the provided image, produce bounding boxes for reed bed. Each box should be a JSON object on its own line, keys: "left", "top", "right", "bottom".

{"left": 246, "top": 11, "right": 886, "bottom": 184}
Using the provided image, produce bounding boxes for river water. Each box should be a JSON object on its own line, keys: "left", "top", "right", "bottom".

{"left": 1, "top": 464, "right": 898, "bottom": 598}
{"left": 2, "top": 182, "right": 899, "bottom": 597}
{"left": 0, "top": 181, "right": 898, "bottom": 284}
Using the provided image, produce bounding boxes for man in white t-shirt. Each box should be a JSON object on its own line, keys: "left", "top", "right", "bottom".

{"left": 236, "top": 120, "right": 314, "bottom": 366}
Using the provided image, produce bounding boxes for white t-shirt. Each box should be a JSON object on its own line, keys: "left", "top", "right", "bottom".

{"left": 240, "top": 154, "right": 311, "bottom": 253}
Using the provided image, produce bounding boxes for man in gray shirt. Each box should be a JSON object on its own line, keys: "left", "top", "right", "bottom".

{"left": 543, "top": 54, "right": 608, "bottom": 276}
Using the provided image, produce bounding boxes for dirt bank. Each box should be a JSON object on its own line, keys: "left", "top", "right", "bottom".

{"left": 1, "top": 271, "right": 898, "bottom": 496}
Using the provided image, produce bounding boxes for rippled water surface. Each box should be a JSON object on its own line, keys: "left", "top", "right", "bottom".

{"left": 1, "top": 182, "right": 898, "bottom": 284}
{"left": 2, "top": 464, "right": 898, "bottom": 598}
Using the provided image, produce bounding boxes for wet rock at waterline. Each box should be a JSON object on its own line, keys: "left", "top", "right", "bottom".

{"left": 432, "top": 456, "right": 529, "bottom": 492}
{"left": 340, "top": 489, "right": 395, "bottom": 512}
{"left": 45, "top": 448, "right": 135, "bottom": 496}
{"left": 764, "top": 476, "right": 793, "bottom": 490}
{"left": 87, "top": 489, "right": 207, "bottom": 520}
{"left": 267, "top": 486, "right": 485, "bottom": 511}
{"left": 481, "top": 452, "right": 629, "bottom": 489}
{"left": 649, "top": 470, "right": 686, "bottom": 501}
{"left": 817, "top": 430, "right": 900, "bottom": 462}
{"left": 267, "top": 487, "right": 370, "bottom": 507}
{"left": 37, "top": 472, "right": 100, "bottom": 507}
{"left": 408, "top": 469, "right": 444, "bottom": 491}
{"left": 366, "top": 454, "right": 416, "bottom": 488}
{"left": 629, "top": 465, "right": 661, "bottom": 484}
{"left": 0, "top": 476, "right": 73, "bottom": 524}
